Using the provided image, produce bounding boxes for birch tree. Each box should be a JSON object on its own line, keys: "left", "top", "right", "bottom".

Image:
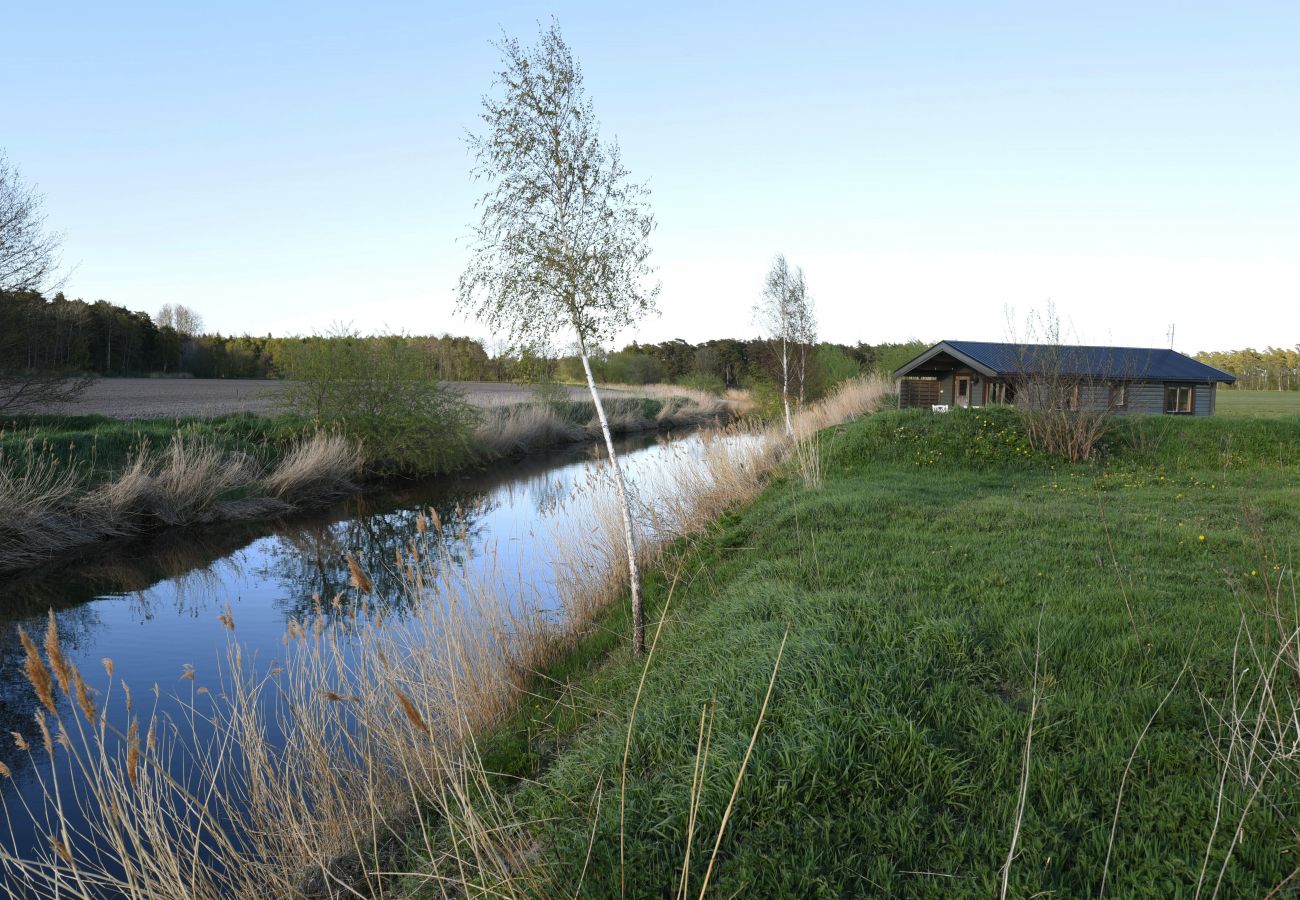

{"left": 458, "top": 21, "right": 659, "bottom": 656}
{"left": 790, "top": 267, "right": 817, "bottom": 406}
{"left": 755, "top": 254, "right": 812, "bottom": 434}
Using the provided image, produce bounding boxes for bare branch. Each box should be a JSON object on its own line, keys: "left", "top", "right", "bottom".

{"left": 0, "top": 151, "right": 63, "bottom": 294}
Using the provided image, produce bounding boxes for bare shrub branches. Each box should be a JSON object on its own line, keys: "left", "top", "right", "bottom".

{"left": 0, "top": 154, "right": 91, "bottom": 412}
{"left": 1008, "top": 307, "right": 1125, "bottom": 462}
{"left": 0, "top": 152, "right": 62, "bottom": 294}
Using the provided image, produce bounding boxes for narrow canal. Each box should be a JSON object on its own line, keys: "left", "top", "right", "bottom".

{"left": 0, "top": 428, "right": 709, "bottom": 876}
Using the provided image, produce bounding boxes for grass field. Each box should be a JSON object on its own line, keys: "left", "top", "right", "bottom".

{"left": 1216, "top": 388, "right": 1300, "bottom": 418}
{"left": 25, "top": 377, "right": 650, "bottom": 419}
{"left": 412, "top": 407, "right": 1300, "bottom": 897}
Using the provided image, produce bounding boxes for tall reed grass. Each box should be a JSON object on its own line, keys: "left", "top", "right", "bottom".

{"left": 0, "top": 377, "right": 891, "bottom": 897}
{"left": 0, "top": 432, "right": 361, "bottom": 573}
{"left": 473, "top": 389, "right": 728, "bottom": 460}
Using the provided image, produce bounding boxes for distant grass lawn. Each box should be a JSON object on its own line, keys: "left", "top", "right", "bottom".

{"left": 412, "top": 408, "right": 1300, "bottom": 897}
{"left": 1216, "top": 388, "right": 1300, "bottom": 418}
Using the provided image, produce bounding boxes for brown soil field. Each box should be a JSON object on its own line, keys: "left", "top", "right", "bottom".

{"left": 31, "top": 379, "right": 637, "bottom": 419}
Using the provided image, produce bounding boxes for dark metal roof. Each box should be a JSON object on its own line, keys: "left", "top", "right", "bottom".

{"left": 895, "top": 340, "right": 1236, "bottom": 383}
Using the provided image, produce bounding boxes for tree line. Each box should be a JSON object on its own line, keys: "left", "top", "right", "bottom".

{"left": 1195, "top": 347, "right": 1300, "bottom": 391}
{"left": 0, "top": 290, "right": 502, "bottom": 381}
{"left": 1, "top": 287, "right": 925, "bottom": 390}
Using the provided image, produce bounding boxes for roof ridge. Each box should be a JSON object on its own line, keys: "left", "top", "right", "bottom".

{"left": 946, "top": 339, "right": 1182, "bottom": 354}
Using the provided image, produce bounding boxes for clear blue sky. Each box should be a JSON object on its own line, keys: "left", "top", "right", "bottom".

{"left": 6, "top": 1, "right": 1298, "bottom": 352}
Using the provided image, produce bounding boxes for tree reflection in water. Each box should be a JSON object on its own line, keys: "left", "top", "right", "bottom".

{"left": 0, "top": 431, "right": 670, "bottom": 793}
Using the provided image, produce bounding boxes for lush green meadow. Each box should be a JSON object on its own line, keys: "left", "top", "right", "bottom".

{"left": 1216, "top": 389, "right": 1300, "bottom": 418}
{"left": 416, "top": 408, "right": 1300, "bottom": 897}
{"left": 0, "top": 412, "right": 308, "bottom": 483}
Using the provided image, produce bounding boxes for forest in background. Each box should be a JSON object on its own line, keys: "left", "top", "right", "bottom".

{"left": 1194, "top": 347, "right": 1300, "bottom": 390}
{"left": 10, "top": 288, "right": 1293, "bottom": 396}
{"left": 0, "top": 289, "right": 926, "bottom": 396}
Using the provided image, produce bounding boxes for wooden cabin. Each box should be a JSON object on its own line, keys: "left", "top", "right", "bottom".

{"left": 894, "top": 341, "right": 1236, "bottom": 416}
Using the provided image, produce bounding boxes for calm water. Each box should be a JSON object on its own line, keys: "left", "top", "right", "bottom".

{"left": 0, "top": 429, "right": 704, "bottom": 874}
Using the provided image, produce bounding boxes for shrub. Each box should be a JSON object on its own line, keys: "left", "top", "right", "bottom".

{"left": 675, "top": 372, "right": 726, "bottom": 396}
{"left": 807, "top": 345, "right": 861, "bottom": 398}
{"left": 276, "top": 331, "right": 480, "bottom": 476}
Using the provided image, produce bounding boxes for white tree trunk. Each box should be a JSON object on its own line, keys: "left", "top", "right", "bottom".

{"left": 798, "top": 344, "right": 807, "bottom": 407}
{"left": 781, "top": 336, "right": 792, "bottom": 436}
{"left": 579, "top": 350, "right": 645, "bottom": 656}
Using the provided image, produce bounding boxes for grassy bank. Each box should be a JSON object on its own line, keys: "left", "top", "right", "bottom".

{"left": 0, "top": 378, "right": 888, "bottom": 897}
{"left": 398, "top": 406, "right": 1299, "bottom": 896}
{"left": 0, "top": 390, "right": 724, "bottom": 575}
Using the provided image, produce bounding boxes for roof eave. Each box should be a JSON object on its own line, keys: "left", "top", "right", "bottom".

{"left": 894, "top": 341, "right": 999, "bottom": 379}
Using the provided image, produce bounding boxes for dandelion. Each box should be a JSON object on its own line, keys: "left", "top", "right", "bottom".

{"left": 1199, "top": 534, "right": 1206, "bottom": 542}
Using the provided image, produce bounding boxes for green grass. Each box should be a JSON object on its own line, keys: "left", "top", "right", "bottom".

{"left": 1216, "top": 389, "right": 1300, "bottom": 418}
{"left": 0, "top": 412, "right": 310, "bottom": 484}
{"left": 0, "top": 397, "right": 676, "bottom": 486}
{"left": 415, "top": 408, "right": 1300, "bottom": 897}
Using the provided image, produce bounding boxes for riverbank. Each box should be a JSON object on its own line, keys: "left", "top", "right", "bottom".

{"left": 0, "top": 378, "right": 889, "bottom": 897}
{"left": 0, "top": 391, "right": 725, "bottom": 575}
{"left": 389, "top": 407, "right": 1299, "bottom": 897}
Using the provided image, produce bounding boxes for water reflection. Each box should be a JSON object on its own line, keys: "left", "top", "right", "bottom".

{"left": 0, "top": 431, "right": 679, "bottom": 799}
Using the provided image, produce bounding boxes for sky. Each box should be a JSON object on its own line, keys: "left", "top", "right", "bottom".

{"left": 5, "top": 1, "right": 1298, "bottom": 353}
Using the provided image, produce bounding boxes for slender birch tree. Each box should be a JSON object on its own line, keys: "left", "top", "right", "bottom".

{"left": 459, "top": 21, "right": 659, "bottom": 656}
{"left": 790, "top": 267, "right": 817, "bottom": 407}
{"left": 755, "top": 255, "right": 812, "bottom": 434}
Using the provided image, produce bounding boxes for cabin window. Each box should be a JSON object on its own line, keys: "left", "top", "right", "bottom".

{"left": 1110, "top": 384, "right": 1127, "bottom": 408}
{"left": 1165, "top": 385, "right": 1194, "bottom": 415}
{"left": 988, "top": 382, "right": 1014, "bottom": 405}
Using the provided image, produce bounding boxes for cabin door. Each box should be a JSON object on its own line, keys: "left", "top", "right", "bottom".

{"left": 954, "top": 375, "right": 972, "bottom": 408}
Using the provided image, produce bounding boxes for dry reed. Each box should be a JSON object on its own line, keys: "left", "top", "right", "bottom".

{"left": 0, "top": 377, "right": 891, "bottom": 898}
{"left": 0, "top": 432, "right": 363, "bottom": 574}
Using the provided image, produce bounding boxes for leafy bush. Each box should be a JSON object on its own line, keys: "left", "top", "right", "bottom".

{"left": 807, "top": 345, "right": 861, "bottom": 398}
{"left": 276, "top": 332, "right": 479, "bottom": 476}
{"left": 744, "top": 377, "right": 785, "bottom": 422}
{"left": 529, "top": 380, "right": 570, "bottom": 408}
{"left": 674, "top": 372, "right": 726, "bottom": 396}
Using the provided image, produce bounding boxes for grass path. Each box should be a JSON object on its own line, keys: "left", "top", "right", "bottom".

{"left": 421, "top": 409, "right": 1300, "bottom": 897}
